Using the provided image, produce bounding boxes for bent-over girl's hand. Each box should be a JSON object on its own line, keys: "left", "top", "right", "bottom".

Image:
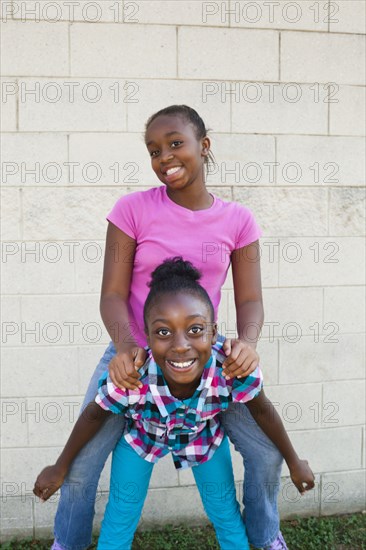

{"left": 289, "top": 459, "right": 315, "bottom": 494}
{"left": 108, "top": 346, "right": 147, "bottom": 390}
{"left": 221, "top": 339, "right": 259, "bottom": 379}
{"left": 33, "top": 465, "right": 66, "bottom": 502}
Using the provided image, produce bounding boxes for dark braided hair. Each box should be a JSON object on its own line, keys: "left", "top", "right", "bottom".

{"left": 143, "top": 257, "right": 214, "bottom": 328}
{"left": 144, "top": 105, "right": 216, "bottom": 177}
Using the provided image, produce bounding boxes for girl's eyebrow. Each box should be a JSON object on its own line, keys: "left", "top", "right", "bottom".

{"left": 146, "top": 131, "right": 182, "bottom": 147}
{"left": 151, "top": 314, "right": 206, "bottom": 324}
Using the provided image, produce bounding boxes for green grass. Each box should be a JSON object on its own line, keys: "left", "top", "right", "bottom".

{"left": 1, "top": 513, "right": 365, "bottom": 550}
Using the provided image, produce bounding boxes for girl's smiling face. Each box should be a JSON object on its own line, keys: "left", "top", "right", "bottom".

{"left": 145, "top": 292, "right": 217, "bottom": 398}
{"left": 145, "top": 115, "right": 210, "bottom": 192}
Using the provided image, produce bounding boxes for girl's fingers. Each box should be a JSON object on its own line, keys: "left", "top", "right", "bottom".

{"left": 223, "top": 352, "right": 258, "bottom": 379}
{"left": 222, "top": 346, "right": 241, "bottom": 370}
{"left": 110, "top": 359, "right": 142, "bottom": 390}
{"left": 221, "top": 339, "right": 232, "bottom": 357}
{"left": 236, "top": 357, "right": 258, "bottom": 378}
{"left": 134, "top": 348, "right": 148, "bottom": 369}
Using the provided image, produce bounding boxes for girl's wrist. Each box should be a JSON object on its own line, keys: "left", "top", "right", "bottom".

{"left": 286, "top": 453, "right": 301, "bottom": 471}
{"left": 55, "top": 457, "right": 70, "bottom": 477}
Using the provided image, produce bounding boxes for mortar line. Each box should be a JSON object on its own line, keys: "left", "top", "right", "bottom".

{"left": 68, "top": 23, "right": 71, "bottom": 76}
{"left": 278, "top": 32, "right": 281, "bottom": 82}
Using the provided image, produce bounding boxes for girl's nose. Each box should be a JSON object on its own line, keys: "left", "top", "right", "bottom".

{"left": 172, "top": 333, "right": 191, "bottom": 353}
{"left": 160, "top": 149, "right": 174, "bottom": 163}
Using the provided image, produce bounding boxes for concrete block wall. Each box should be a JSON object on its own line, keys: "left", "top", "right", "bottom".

{"left": 1, "top": 0, "right": 365, "bottom": 540}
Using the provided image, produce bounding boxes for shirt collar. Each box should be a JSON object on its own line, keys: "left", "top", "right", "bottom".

{"left": 147, "top": 351, "right": 216, "bottom": 418}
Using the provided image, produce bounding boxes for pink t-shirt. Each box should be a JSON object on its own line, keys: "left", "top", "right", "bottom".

{"left": 107, "top": 186, "right": 262, "bottom": 347}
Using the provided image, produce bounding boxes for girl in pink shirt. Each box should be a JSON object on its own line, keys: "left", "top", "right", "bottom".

{"left": 50, "top": 105, "right": 290, "bottom": 550}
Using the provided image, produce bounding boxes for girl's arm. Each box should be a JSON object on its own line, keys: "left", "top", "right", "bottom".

{"left": 33, "top": 403, "right": 111, "bottom": 501}
{"left": 245, "top": 390, "right": 315, "bottom": 494}
{"left": 222, "top": 240, "right": 264, "bottom": 379}
{"left": 100, "top": 222, "right": 147, "bottom": 389}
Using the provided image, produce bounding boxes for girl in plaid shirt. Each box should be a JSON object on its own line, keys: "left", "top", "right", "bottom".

{"left": 34, "top": 258, "right": 314, "bottom": 550}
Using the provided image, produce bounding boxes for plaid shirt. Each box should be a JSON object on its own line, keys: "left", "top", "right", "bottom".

{"left": 95, "top": 342, "right": 263, "bottom": 469}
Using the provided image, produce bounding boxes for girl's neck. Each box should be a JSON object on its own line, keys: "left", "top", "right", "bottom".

{"left": 166, "top": 182, "right": 213, "bottom": 211}
{"left": 169, "top": 381, "right": 198, "bottom": 400}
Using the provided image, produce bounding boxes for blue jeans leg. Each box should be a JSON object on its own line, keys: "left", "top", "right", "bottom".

{"left": 192, "top": 437, "right": 249, "bottom": 550}
{"left": 54, "top": 342, "right": 122, "bottom": 550}
{"left": 97, "top": 437, "right": 154, "bottom": 549}
{"left": 220, "top": 403, "right": 283, "bottom": 549}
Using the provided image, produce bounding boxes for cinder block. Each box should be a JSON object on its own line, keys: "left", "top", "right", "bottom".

{"left": 234, "top": 188, "right": 328, "bottom": 236}
{"left": 178, "top": 27, "right": 278, "bottom": 81}
{"left": 278, "top": 474, "right": 321, "bottom": 519}
{"left": 74, "top": 240, "right": 104, "bottom": 294}
{"left": 279, "top": 333, "right": 365, "bottom": 384}
{"left": 206, "top": 134, "right": 275, "bottom": 187}
{"left": 0, "top": 497, "right": 34, "bottom": 541}
{"left": 222, "top": 265, "right": 233, "bottom": 291}
{"left": 77, "top": 344, "right": 111, "bottom": 395}
{"left": 1, "top": 295, "right": 22, "bottom": 347}
{"left": 0, "top": 79, "right": 17, "bottom": 131}
{"left": 18, "top": 78, "right": 127, "bottom": 132}
{"left": 126, "top": 78, "right": 232, "bottom": 133}
{"left": 27, "top": 397, "right": 83, "bottom": 446}
{"left": 279, "top": 237, "right": 365, "bottom": 287}
{"left": 1, "top": 447, "right": 61, "bottom": 490}
{"left": 329, "top": 187, "right": 366, "bottom": 236}
{"left": 330, "top": 85, "right": 366, "bottom": 136}
{"left": 276, "top": 136, "right": 365, "bottom": 187}
{"left": 135, "top": 0, "right": 229, "bottom": 26}
{"left": 217, "top": 288, "right": 229, "bottom": 329}
{"left": 21, "top": 187, "right": 124, "bottom": 240}
{"left": 231, "top": 83, "right": 327, "bottom": 135}
{"left": 1, "top": 133, "right": 68, "bottom": 186}
{"left": 2, "top": 240, "right": 76, "bottom": 295}
{"left": 265, "top": 383, "right": 323, "bottom": 431}
{"left": 329, "top": 0, "right": 366, "bottom": 34}
{"left": 282, "top": 426, "right": 362, "bottom": 473}
{"left": 321, "top": 470, "right": 366, "bottom": 515}
{"left": 0, "top": 398, "right": 28, "bottom": 447}
{"left": 1, "top": 187, "right": 21, "bottom": 240}
{"left": 149, "top": 454, "right": 179, "bottom": 488}
{"left": 1, "top": 21, "right": 69, "bottom": 76}
{"left": 260, "top": 287, "right": 323, "bottom": 340}
{"left": 324, "top": 286, "right": 365, "bottom": 334}
{"left": 281, "top": 32, "right": 366, "bottom": 85}
{"left": 70, "top": 24, "right": 176, "bottom": 78}
{"left": 69, "top": 133, "right": 152, "bottom": 187}
{"left": 257, "top": 339, "right": 279, "bottom": 386}
{"left": 20, "top": 293, "right": 109, "bottom": 346}
{"left": 1, "top": 346, "right": 79, "bottom": 397}
{"left": 323, "top": 380, "right": 365, "bottom": 428}
{"left": 230, "top": 0, "right": 328, "bottom": 31}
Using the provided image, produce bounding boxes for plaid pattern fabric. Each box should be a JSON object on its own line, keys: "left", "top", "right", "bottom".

{"left": 95, "top": 342, "right": 263, "bottom": 469}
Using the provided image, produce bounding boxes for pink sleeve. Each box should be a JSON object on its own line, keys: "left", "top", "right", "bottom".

{"left": 106, "top": 192, "right": 139, "bottom": 239}
{"left": 234, "top": 204, "right": 263, "bottom": 250}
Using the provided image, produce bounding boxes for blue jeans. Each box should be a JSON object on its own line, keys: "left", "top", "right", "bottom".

{"left": 54, "top": 340, "right": 283, "bottom": 549}
{"left": 97, "top": 436, "right": 249, "bottom": 550}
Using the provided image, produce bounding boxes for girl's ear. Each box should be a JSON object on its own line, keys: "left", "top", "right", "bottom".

{"left": 211, "top": 323, "right": 218, "bottom": 345}
{"left": 201, "top": 136, "right": 211, "bottom": 157}
{"left": 144, "top": 326, "right": 150, "bottom": 346}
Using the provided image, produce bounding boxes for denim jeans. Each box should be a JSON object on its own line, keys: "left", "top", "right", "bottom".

{"left": 54, "top": 339, "right": 283, "bottom": 549}
{"left": 98, "top": 436, "right": 249, "bottom": 550}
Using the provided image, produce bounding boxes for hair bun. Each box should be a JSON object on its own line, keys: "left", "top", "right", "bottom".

{"left": 148, "top": 257, "right": 201, "bottom": 288}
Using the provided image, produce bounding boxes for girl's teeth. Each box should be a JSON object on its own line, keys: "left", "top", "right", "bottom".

{"left": 169, "top": 359, "right": 195, "bottom": 368}
{"left": 166, "top": 167, "right": 181, "bottom": 176}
